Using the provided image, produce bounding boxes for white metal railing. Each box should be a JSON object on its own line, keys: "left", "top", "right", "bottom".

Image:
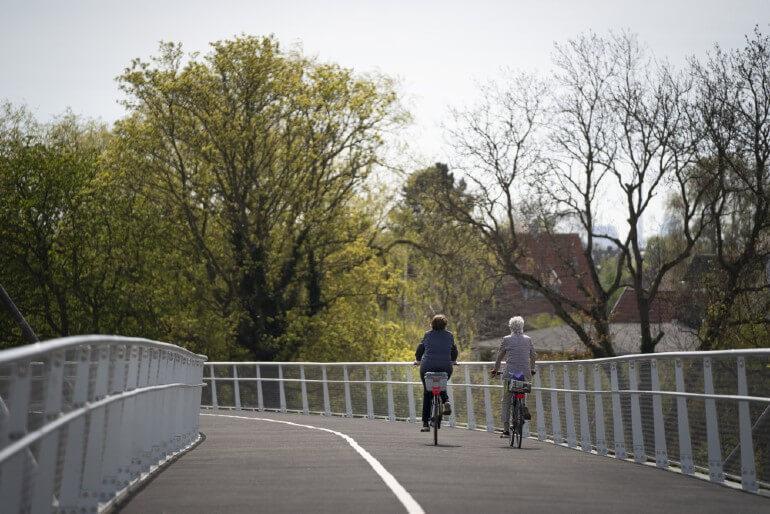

{"left": 0, "top": 335, "right": 206, "bottom": 513}
{"left": 202, "top": 350, "right": 770, "bottom": 494}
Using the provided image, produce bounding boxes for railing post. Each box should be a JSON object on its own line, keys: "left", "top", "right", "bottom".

{"left": 365, "top": 366, "right": 374, "bottom": 419}
{"left": 610, "top": 362, "right": 626, "bottom": 459}
{"left": 407, "top": 366, "right": 416, "bottom": 423}
{"left": 674, "top": 358, "right": 694, "bottom": 474}
{"left": 386, "top": 367, "right": 395, "bottom": 422}
{"left": 563, "top": 365, "right": 577, "bottom": 448}
{"left": 736, "top": 356, "right": 757, "bottom": 492}
{"left": 593, "top": 364, "right": 607, "bottom": 456}
{"left": 577, "top": 364, "right": 591, "bottom": 452}
{"left": 233, "top": 365, "right": 242, "bottom": 410}
{"left": 154, "top": 351, "right": 171, "bottom": 461}
{"left": 549, "top": 365, "right": 562, "bottom": 443}
{"left": 80, "top": 345, "right": 111, "bottom": 509}
{"left": 185, "top": 357, "right": 195, "bottom": 441}
{"left": 343, "top": 365, "right": 353, "bottom": 417}
{"left": 169, "top": 354, "right": 182, "bottom": 451}
{"left": 446, "top": 378, "right": 455, "bottom": 428}
{"left": 482, "top": 365, "right": 494, "bottom": 432}
{"left": 210, "top": 364, "right": 218, "bottom": 409}
{"left": 177, "top": 355, "right": 185, "bottom": 448}
{"left": 278, "top": 365, "right": 287, "bottom": 413}
{"left": 703, "top": 357, "right": 724, "bottom": 483}
{"left": 322, "top": 365, "right": 331, "bottom": 416}
{"left": 464, "top": 365, "right": 476, "bottom": 430}
{"left": 116, "top": 346, "right": 139, "bottom": 488}
{"left": 0, "top": 359, "right": 32, "bottom": 513}
{"left": 193, "top": 359, "right": 204, "bottom": 435}
{"left": 142, "top": 349, "right": 161, "bottom": 473}
{"left": 300, "top": 365, "right": 309, "bottom": 415}
{"left": 256, "top": 364, "right": 264, "bottom": 411}
{"left": 629, "top": 360, "right": 645, "bottom": 464}
{"left": 59, "top": 345, "right": 92, "bottom": 509}
{"left": 650, "top": 358, "right": 668, "bottom": 468}
{"left": 30, "top": 350, "right": 64, "bottom": 514}
{"left": 533, "top": 366, "right": 545, "bottom": 440}
{"left": 131, "top": 347, "right": 151, "bottom": 478}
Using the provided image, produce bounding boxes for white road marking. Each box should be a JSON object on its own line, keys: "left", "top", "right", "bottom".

{"left": 200, "top": 413, "right": 425, "bottom": 514}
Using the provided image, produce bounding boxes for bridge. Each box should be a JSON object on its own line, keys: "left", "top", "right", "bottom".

{"left": 0, "top": 336, "right": 768, "bottom": 512}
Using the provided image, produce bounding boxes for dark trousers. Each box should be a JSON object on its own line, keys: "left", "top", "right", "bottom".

{"left": 420, "top": 365, "right": 452, "bottom": 423}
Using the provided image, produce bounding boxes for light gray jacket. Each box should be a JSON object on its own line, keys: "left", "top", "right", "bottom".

{"left": 493, "top": 333, "right": 536, "bottom": 379}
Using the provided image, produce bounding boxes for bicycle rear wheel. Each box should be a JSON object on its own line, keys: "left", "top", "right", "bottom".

{"left": 509, "top": 397, "right": 516, "bottom": 447}
{"left": 432, "top": 397, "right": 440, "bottom": 446}
{"left": 511, "top": 401, "right": 522, "bottom": 448}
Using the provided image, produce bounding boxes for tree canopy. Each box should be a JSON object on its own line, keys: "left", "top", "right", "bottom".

{"left": 2, "top": 30, "right": 770, "bottom": 359}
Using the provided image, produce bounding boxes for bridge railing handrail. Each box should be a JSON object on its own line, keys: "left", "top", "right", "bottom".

{"left": 0, "top": 334, "right": 206, "bottom": 365}
{"left": 202, "top": 350, "right": 770, "bottom": 495}
{"left": 203, "top": 348, "right": 770, "bottom": 366}
{"left": 0, "top": 335, "right": 206, "bottom": 513}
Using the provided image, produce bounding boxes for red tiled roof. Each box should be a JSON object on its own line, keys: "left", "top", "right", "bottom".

{"left": 610, "top": 287, "right": 678, "bottom": 323}
{"left": 478, "top": 233, "right": 597, "bottom": 337}
{"left": 514, "top": 233, "right": 595, "bottom": 302}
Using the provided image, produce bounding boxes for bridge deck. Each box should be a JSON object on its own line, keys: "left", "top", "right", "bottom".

{"left": 121, "top": 410, "right": 769, "bottom": 513}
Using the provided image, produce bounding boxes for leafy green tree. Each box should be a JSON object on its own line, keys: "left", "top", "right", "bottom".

{"left": 387, "top": 163, "right": 491, "bottom": 348}
{"left": 0, "top": 105, "right": 186, "bottom": 348}
{"left": 114, "top": 36, "right": 405, "bottom": 359}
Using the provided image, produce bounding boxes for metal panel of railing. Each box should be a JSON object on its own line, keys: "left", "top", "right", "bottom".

{"left": 202, "top": 350, "right": 770, "bottom": 495}
{"left": 0, "top": 335, "right": 206, "bottom": 513}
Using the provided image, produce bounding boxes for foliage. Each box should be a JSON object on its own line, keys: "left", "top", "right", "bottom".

{"left": 527, "top": 313, "right": 564, "bottom": 330}
{"left": 386, "top": 163, "right": 492, "bottom": 348}
{"left": 3, "top": 29, "right": 770, "bottom": 360}
{"left": 686, "top": 29, "right": 770, "bottom": 349}
{"left": 0, "top": 37, "right": 414, "bottom": 361}
{"left": 112, "top": 36, "right": 406, "bottom": 359}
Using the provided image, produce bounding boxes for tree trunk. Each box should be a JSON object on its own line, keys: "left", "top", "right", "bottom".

{"left": 592, "top": 314, "right": 615, "bottom": 358}
{"left": 637, "top": 294, "right": 657, "bottom": 353}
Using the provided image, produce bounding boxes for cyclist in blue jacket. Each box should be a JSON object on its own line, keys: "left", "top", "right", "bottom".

{"left": 414, "top": 314, "right": 458, "bottom": 432}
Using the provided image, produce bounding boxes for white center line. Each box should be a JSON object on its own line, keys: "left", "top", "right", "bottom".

{"left": 200, "top": 413, "right": 425, "bottom": 514}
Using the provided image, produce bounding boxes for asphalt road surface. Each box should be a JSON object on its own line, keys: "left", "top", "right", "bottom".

{"left": 120, "top": 410, "right": 770, "bottom": 514}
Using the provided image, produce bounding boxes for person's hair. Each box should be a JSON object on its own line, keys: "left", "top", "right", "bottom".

{"left": 509, "top": 316, "right": 525, "bottom": 334}
{"left": 431, "top": 314, "right": 448, "bottom": 331}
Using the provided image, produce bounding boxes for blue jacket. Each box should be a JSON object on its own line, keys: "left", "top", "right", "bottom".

{"left": 415, "top": 330, "right": 458, "bottom": 368}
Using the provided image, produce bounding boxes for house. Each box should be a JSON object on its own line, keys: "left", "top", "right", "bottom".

{"left": 473, "top": 232, "right": 596, "bottom": 357}
{"left": 476, "top": 233, "right": 594, "bottom": 333}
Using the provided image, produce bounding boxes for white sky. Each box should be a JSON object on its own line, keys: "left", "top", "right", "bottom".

{"left": 2, "top": 0, "right": 769, "bottom": 234}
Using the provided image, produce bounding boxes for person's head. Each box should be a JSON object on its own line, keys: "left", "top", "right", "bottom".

{"left": 509, "top": 316, "right": 525, "bottom": 335}
{"left": 431, "top": 314, "right": 448, "bottom": 331}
